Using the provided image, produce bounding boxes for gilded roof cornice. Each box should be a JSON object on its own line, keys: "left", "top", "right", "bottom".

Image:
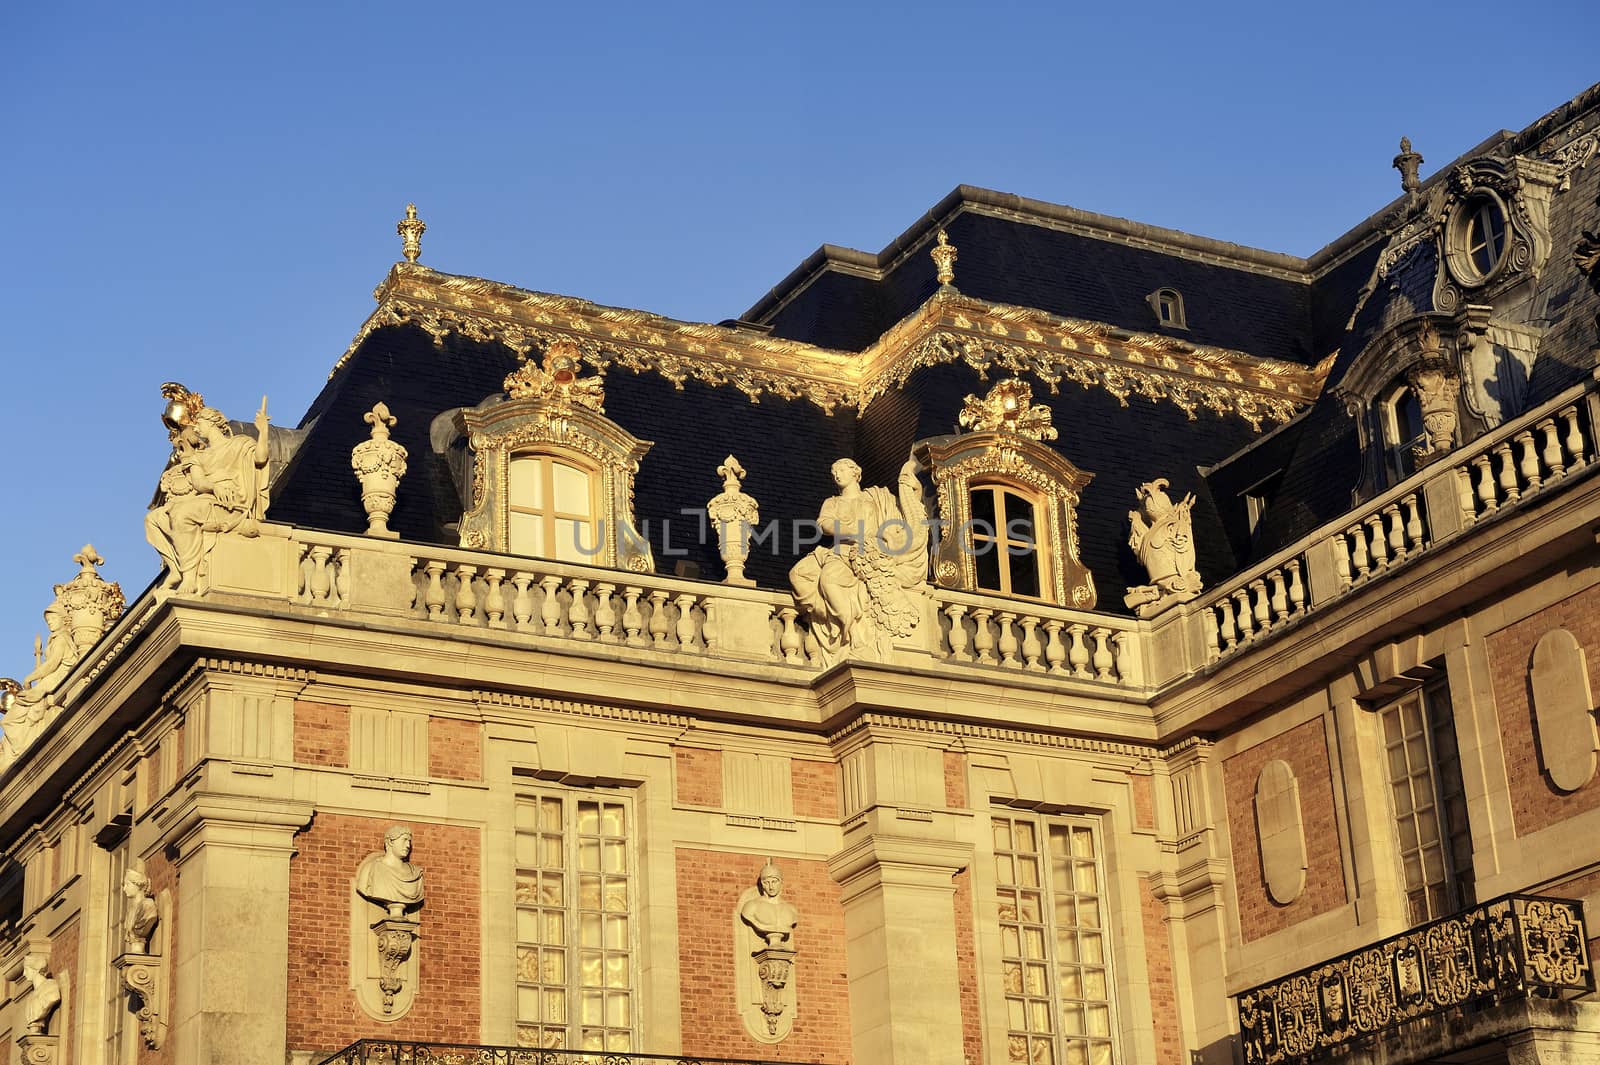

{"left": 331, "top": 263, "right": 1328, "bottom": 429}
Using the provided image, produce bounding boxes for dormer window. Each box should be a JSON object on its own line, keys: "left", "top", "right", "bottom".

{"left": 1377, "top": 379, "right": 1428, "bottom": 483}
{"left": 968, "top": 483, "right": 1046, "bottom": 599}
{"left": 1446, "top": 193, "right": 1510, "bottom": 286}
{"left": 508, "top": 452, "right": 601, "bottom": 562}
{"left": 1147, "top": 288, "right": 1187, "bottom": 329}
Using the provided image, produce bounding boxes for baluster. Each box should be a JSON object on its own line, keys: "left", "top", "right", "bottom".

{"left": 1090, "top": 628, "right": 1114, "bottom": 681}
{"left": 1043, "top": 619, "right": 1068, "bottom": 675}
{"left": 1233, "top": 590, "right": 1255, "bottom": 640}
{"left": 647, "top": 590, "right": 671, "bottom": 649}
{"left": 1383, "top": 505, "right": 1405, "bottom": 559}
{"left": 803, "top": 628, "right": 822, "bottom": 666}
{"left": 1365, "top": 515, "right": 1388, "bottom": 569}
{"left": 1332, "top": 534, "right": 1351, "bottom": 587}
{"left": 702, "top": 601, "right": 718, "bottom": 654}
{"left": 1540, "top": 417, "right": 1566, "bottom": 478}
{"left": 1473, "top": 454, "right": 1497, "bottom": 514}
{"left": 1019, "top": 616, "right": 1044, "bottom": 672}
{"left": 1403, "top": 494, "right": 1424, "bottom": 550}
{"left": 295, "top": 544, "right": 312, "bottom": 603}
{"left": 1269, "top": 570, "right": 1288, "bottom": 621}
{"left": 674, "top": 593, "right": 698, "bottom": 651}
{"left": 511, "top": 572, "right": 535, "bottom": 632}
{"left": 1112, "top": 631, "right": 1133, "bottom": 684}
{"left": 334, "top": 550, "right": 350, "bottom": 608}
{"left": 944, "top": 603, "right": 971, "bottom": 661}
{"left": 1494, "top": 441, "right": 1519, "bottom": 503}
{"left": 1287, "top": 559, "right": 1306, "bottom": 613}
{"left": 1217, "top": 597, "right": 1237, "bottom": 650}
{"left": 422, "top": 560, "right": 447, "bottom": 620}
{"left": 1067, "top": 623, "right": 1091, "bottom": 678}
{"left": 483, "top": 568, "right": 507, "bottom": 629}
{"left": 565, "top": 579, "right": 592, "bottom": 640}
{"left": 778, "top": 606, "right": 804, "bottom": 664}
{"left": 453, "top": 564, "right": 478, "bottom": 624}
{"left": 307, "top": 545, "right": 333, "bottom": 603}
{"left": 996, "top": 612, "right": 1020, "bottom": 668}
{"left": 1250, "top": 579, "right": 1269, "bottom": 631}
{"left": 621, "top": 586, "right": 646, "bottom": 646}
{"left": 1202, "top": 608, "right": 1221, "bottom": 663}
{"left": 593, "top": 583, "right": 618, "bottom": 642}
{"left": 1515, "top": 430, "right": 1541, "bottom": 491}
{"left": 1348, "top": 525, "right": 1370, "bottom": 577}
{"left": 971, "top": 608, "right": 996, "bottom": 664}
{"left": 1561, "top": 405, "right": 1586, "bottom": 468}
{"left": 540, "top": 575, "right": 564, "bottom": 635}
{"left": 1455, "top": 467, "right": 1477, "bottom": 525}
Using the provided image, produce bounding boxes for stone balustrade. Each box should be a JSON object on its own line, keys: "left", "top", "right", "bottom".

{"left": 932, "top": 588, "right": 1143, "bottom": 686}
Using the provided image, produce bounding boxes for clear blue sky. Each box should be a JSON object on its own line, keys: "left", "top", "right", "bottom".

{"left": 0, "top": 1, "right": 1593, "bottom": 664}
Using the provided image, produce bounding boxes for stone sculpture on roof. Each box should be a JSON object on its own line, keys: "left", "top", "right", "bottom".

{"left": 145, "top": 383, "right": 271, "bottom": 595}
{"left": 789, "top": 452, "right": 931, "bottom": 666}
{"left": 1125, "top": 478, "right": 1203, "bottom": 618}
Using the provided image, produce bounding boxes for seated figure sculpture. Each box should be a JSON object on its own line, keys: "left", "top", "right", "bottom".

{"left": 145, "top": 383, "right": 270, "bottom": 595}
{"left": 356, "top": 824, "right": 426, "bottom": 919}
{"left": 789, "top": 454, "right": 930, "bottom": 665}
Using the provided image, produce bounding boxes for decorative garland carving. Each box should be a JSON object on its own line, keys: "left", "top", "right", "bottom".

{"left": 329, "top": 265, "right": 1322, "bottom": 430}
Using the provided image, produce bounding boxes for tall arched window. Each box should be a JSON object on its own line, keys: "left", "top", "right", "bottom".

{"left": 508, "top": 453, "right": 600, "bottom": 562}
{"left": 968, "top": 483, "right": 1047, "bottom": 599}
{"left": 1378, "top": 379, "right": 1426, "bottom": 483}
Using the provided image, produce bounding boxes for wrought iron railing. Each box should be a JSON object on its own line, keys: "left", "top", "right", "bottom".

{"left": 316, "top": 1043, "right": 811, "bottom": 1065}
{"left": 1235, "top": 894, "right": 1594, "bottom": 1064}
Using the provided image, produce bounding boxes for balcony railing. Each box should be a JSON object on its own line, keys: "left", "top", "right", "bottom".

{"left": 316, "top": 1042, "right": 809, "bottom": 1065}
{"left": 1235, "top": 894, "right": 1594, "bottom": 1065}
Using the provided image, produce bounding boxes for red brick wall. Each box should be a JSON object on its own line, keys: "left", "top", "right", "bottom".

{"left": 792, "top": 760, "right": 839, "bottom": 819}
{"left": 675, "top": 849, "right": 851, "bottom": 1063}
{"left": 675, "top": 748, "right": 723, "bottom": 807}
{"left": 48, "top": 919, "right": 77, "bottom": 1065}
{"left": 1132, "top": 773, "right": 1155, "bottom": 831}
{"left": 944, "top": 752, "right": 968, "bottom": 808}
{"left": 1223, "top": 717, "right": 1347, "bottom": 941}
{"left": 429, "top": 718, "right": 481, "bottom": 781}
{"left": 1141, "top": 877, "right": 1182, "bottom": 1063}
{"left": 294, "top": 700, "right": 349, "bottom": 767}
{"left": 137, "top": 849, "right": 179, "bottom": 1065}
{"left": 286, "top": 814, "right": 480, "bottom": 1056}
{"left": 953, "top": 867, "right": 983, "bottom": 1065}
{"left": 1485, "top": 585, "right": 1600, "bottom": 837}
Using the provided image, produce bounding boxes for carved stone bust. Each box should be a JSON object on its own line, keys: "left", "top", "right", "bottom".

{"left": 355, "top": 825, "right": 426, "bottom": 919}
{"left": 739, "top": 858, "right": 799, "bottom": 948}
{"left": 21, "top": 954, "right": 61, "bottom": 1035}
{"left": 123, "top": 868, "right": 160, "bottom": 954}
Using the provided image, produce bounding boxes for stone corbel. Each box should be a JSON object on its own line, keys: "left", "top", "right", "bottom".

{"left": 15, "top": 1036, "right": 58, "bottom": 1065}
{"left": 370, "top": 917, "right": 420, "bottom": 1014}
{"left": 111, "top": 950, "right": 168, "bottom": 1049}
{"left": 752, "top": 944, "right": 797, "bottom": 1038}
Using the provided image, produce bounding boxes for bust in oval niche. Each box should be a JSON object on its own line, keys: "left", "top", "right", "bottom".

{"left": 1254, "top": 759, "right": 1308, "bottom": 905}
{"left": 1530, "top": 628, "right": 1599, "bottom": 793}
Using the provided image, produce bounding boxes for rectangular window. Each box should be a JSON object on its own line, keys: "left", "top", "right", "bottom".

{"left": 1379, "top": 680, "right": 1475, "bottom": 924}
{"left": 514, "top": 790, "right": 635, "bottom": 1051}
{"left": 994, "top": 813, "right": 1116, "bottom": 1065}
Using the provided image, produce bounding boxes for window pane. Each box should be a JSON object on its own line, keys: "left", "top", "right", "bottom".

{"left": 971, "top": 488, "right": 997, "bottom": 527}
{"left": 1003, "top": 493, "right": 1037, "bottom": 543}
{"left": 509, "top": 457, "right": 544, "bottom": 507}
{"left": 976, "top": 541, "right": 1002, "bottom": 592}
{"left": 509, "top": 510, "right": 545, "bottom": 557}
{"left": 552, "top": 462, "right": 592, "bottom": 515}
{"left": 554, "top": 518, "right": 599, "bottom": 562}
{"left": 1009, "top": 545, "right": 1041, "bottom": 598}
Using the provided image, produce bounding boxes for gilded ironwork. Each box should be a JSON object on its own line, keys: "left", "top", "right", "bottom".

{"left": 328, "top": 264, "right": 1324, "bottom": 430}
{"left": 931, "top": 228, "right": 957, "bottom": 286}
{"left": 958, "top": 378, "right": 1057, "bottom": 440}
{"left": 1236, "top": 894, "right": 1593, "bottom": 1065}
{"left": 396, "top": 203, "right": 426, "bottom": 264}
{"left": 316, "top": 1041, "right": 806, "bottom": 1065}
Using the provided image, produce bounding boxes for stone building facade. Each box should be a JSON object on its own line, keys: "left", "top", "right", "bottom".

{"left": 2, "top": 84, "right": 1600, "bottom": 1065}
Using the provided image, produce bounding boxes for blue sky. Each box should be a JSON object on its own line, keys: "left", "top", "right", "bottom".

{"left": 0, "top": 0, "right": 1594, "bottom": 662}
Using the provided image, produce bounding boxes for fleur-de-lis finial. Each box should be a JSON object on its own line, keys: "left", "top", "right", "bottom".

{"left": 397, "top": 203, "right": 426, "bottom": 263}
{"left": 1393, "top": 138, "right": 1423, "bottom": 195}
{"left": 931, "top": 229, "right": 957, "bottom": 288}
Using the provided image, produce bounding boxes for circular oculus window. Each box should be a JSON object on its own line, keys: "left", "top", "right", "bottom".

{"left": 1447, "top": 193, "right": 1510, "bottom": 286}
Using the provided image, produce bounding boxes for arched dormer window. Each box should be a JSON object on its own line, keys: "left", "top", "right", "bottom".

{"left": 457, "top": 340, "right": 654, "bottom": 572}
{"left": 1147, "top": 288, "right": 1187, "bottom": 329}
{"left": 1377, "top": 378, "right": 1427, "bottom": 483}
{"left": 921, "top": 379, "right": 1097, "bottom": 608}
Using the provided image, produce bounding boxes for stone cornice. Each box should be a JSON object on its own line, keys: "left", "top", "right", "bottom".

{"left": 329, "top": 265, "right": 1325, "bottom": 429}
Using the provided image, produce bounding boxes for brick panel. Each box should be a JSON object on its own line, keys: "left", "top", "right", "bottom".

{"left": 294, "top": 700, "right": 349, "bottom": 767}
{"left": 286, "top": 814, "right": 480, "bottom": 1056}
{"left": 48, "top": 920, "right": 78, "bottom": 1065}
{"left": 1132, "top": 773, "right": 1155, "bottom": 831}
{"left": 792, "top": 759, "right": 838, "bottom": 820}
{"left": 954, "top": 867, "right": 983, "bottom": 1065}
{"left": 1142, "top": 877, "right": 1182, "bottom": 1063}
{"left": 429, "top": 717, "right": 482, "bottom": 781}
{"left": 675, "top": 748, "right": 723, "bottom": 807}
{"left": 674, "top": 849, "right": 851, "bottom": 1063}
{"left": 1223, "top": 717, "right": 1346, "bottom": 941}
{"left": 944, "top": 751, "right": 968, "bottom": 809}
{"left": 1485, "top": 585, "right": 1600, "bottom": 837}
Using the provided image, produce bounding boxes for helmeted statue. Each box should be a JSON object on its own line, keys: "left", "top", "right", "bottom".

{"left": 739, "top": 858, "right": 800, "bottom": 948}
{"left": 789, "top": 454, "right": 930, "bottom": 665}
{"left": 1125, "top": 477, "right": 1203, "bottom": 618}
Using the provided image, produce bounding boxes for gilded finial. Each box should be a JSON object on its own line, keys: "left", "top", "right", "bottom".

{"left": 397, "top": 203, "right": 426, "bottom": 264}
{"left": 1393, "top": 138, "right": 1423, "bottom": 195}
{"left": 931, "top": 229, "right": 957, "bottom": 288}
